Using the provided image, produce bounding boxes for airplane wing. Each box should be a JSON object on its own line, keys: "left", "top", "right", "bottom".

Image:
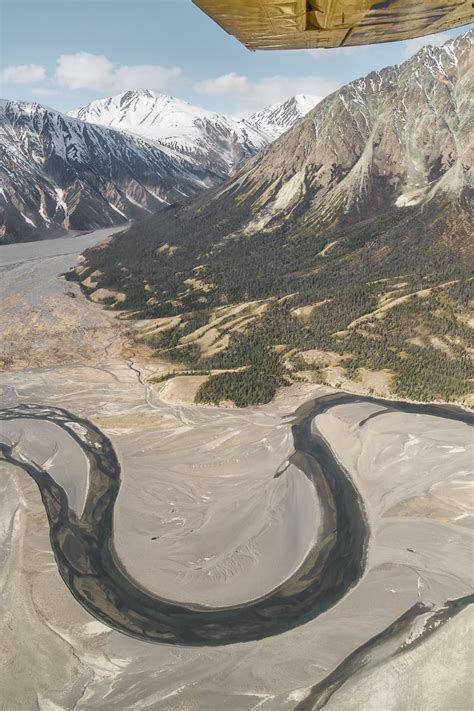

{"left": 193, "top": 0, "right": 473, "bottom": 50}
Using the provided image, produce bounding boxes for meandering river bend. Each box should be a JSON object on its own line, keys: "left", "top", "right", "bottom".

{"left": 0, "top": 392, "right": 472, "bottom": 646}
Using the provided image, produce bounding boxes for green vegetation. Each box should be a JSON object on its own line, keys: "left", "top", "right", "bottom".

{"left": 149, "top": 370, "right": 210, "bottom": 384}
{"left": 196, "top": 368, "right": 287, "bottom": 407}
{"left": 333, "top": 282, "right": 474, "bottom": 402}
{"left": 72, "top": 192, "right": 473, "bottom": 406}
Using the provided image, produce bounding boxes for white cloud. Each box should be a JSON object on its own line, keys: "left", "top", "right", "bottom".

{"left": 194, "top": 73, "right": 339, "bottom": 115}
{"left": 196, "top": 72, "right": 249, "bottom": 96}
{"left": 55, "top": 52, "right": 181, "bottom": 93}
{"left": 403, "top": 31, "right": 451, "bottom": 58}
{"left": 55, "top": 53, "right": 114, "bottom": 91}
{"left": 113, "top": 64, "right": 181, "bottom": 91}
{"left": 0, "top": 64, "right": 46, "bottom": 85}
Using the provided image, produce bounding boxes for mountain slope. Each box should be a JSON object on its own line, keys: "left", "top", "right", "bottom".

{"left": 0, "top": 100, "right": 216, "bottom": 243}
{"left": 228, "top": 33, "right": 473, "bottom": 235}
{"left": 0, "top": 90, "right": 318, "bottom": 243}
{"left": 68, "top": 90, "right": 318, "bottom": 178}
{"left": 74, "top": 32, "right": 474, "bottom": 405}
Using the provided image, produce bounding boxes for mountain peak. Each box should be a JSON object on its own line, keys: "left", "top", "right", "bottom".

{"left": 121, "top": 88, "right": 155, "bottom": 98}
{"left": 244, "top": 94, "right": 319, "bottom": 140}
{"left": 118, "top": 88, "right": 159, "bottom": 103}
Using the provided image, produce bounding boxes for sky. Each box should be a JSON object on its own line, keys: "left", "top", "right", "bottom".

{"left": 0, "top": 0, "right": 471, "bottom": 117}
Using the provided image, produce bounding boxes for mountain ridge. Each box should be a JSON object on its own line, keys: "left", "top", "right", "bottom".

{"left": 68, "top": 90, "right": 319, "bottom": 177}
{"left": 224, "top": 31, "right": 473, "bottom": 234}
{"left": 0, "top": 91, "right": 318, "bottom": 242}
{"left": 244, "top": 94, "right": 319, "bottom": 142}
{"left": 0, "top": 99, "right": 213, "bottom": 242}
{"left": 73, "top": 31, "right": 474, "bottom": 406}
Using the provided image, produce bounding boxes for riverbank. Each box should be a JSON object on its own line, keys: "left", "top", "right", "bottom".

{"left": 0, "top": 231, "right": 472, "bottom": 708}
{"left": 0, "top": 393, "right": 370, "bottom": 645}
{"left": 1, "top": 354, "right": 473, "bottom": 708}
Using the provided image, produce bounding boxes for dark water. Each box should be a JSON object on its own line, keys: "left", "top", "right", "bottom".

{"left": 295, "top": 592, "right": 474, "bottom": 710}
{"left": 0, "top": 394, "right": 472, "bottom": 646}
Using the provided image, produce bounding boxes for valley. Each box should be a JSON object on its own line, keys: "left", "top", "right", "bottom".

{"left": 72, "top": 32, "right": 474, "bottom": 408}
{"left": 0, "top": 21, "right": 473, "bottom": 711}
{"left": 0, "top": 92, "right": 317, "bottom": 243}
{"left": 0, "top": 230, "right": 472, "bottom": 708}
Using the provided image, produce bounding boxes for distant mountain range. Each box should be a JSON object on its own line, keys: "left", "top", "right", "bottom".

{"left": 69, "top": 90, "right": 318, "bottom": 177}
{"left": 74, "top": 31, "right": 474, "bottom": 406}
{"left": 0, "top": 91, "right": 317, "bottom": 242}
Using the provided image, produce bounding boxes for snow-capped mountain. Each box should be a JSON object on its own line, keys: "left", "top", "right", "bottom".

{"left": 244, "top": 94, "right": 319, "bottom": 142}
{"left": 205, "top": 31, "right": 473, "bottom": 233}
{"left": 68, "top": 90, "right": 318, "bottom": 177}
{"left": 0, "top": 100, "right": 213, "bottom": 243}
{"left": 0, "top": 91, "right": 319, "bottom": 243}
{"left": 68, "top": 90, "right": 267, "bottom": 179}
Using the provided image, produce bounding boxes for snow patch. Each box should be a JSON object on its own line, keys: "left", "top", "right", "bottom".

{"left": 54, "top": 188, "right": 69, "bottom": 228}
{"left": 21, "top": 213, "right": 36, "bottom": 227}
